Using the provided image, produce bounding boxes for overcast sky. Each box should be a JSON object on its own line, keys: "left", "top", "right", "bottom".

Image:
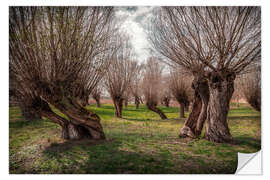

{"left": 115, "top": 7, "right": 157, "bottom": 63}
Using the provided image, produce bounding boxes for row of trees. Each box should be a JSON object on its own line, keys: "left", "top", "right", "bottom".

{"left": 10, "top": 6, "right": 261, "bottom": 144}
{"left": 100, "top": 55, "right": 192, "bottom": 120}
{"left": 90, "top": 62, "right": 260, "bottom": 120}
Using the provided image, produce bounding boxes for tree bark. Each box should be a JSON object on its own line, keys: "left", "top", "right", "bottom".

{"left": 195, "top": 78, "right": 209, "bottom": 136}
{"left": 146, "top": 102, "right": 167, "bottom": 119}
{"left": 204, "top": 72, "right": 235, "bottom": 143}
{"left": 113, "top": 98, "right": 123, "bottom": 118}
{"left": 57, "top": 99, "right": 105, "bottom": 140}
{"left": 180, "top": 103, "right": 185, "bottom": 118}
{"left": 179, "top": 90, "right": 201, "bottom": 138}
{"left": 179, "top": 75, "right": 209, "bottom": 138}
{"left": 35, "top": 95, "right": 106, "bottom": 140}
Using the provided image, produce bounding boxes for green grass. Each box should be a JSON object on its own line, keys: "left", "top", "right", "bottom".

{"left": 9, "top": 103, "right": 261, "bottom": 174}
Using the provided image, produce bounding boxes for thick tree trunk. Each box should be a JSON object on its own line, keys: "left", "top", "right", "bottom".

{"left": 204, "top": 72, "right": 235, "bottom": 143}
{"left": 113, "top": 98, "right": 123, "bottom": 118}
{"left": 37, "top": 95, "right": 106, "bottom": 140}
{"left": 179, "top": 91, "right": 201, "bottom": 138}
{"left": 180, "top": 103, "right": 185, "bottom": 118}
{"left": 195, "top": 79, "right": 209, "bottom": 136}
{"left": 37, "top": 97, "right": 105, "bottom": 140}
{"left": 179, "top": 76, "right": 209, "bottom": 138}
{"left": 58, "top": 101, "right": 105, "bottom": 140}
{"left": 146, "top": 102, "right": 167, "bottom": 119}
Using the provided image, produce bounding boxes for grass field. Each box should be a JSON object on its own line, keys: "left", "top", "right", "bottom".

{"left": 9, "top": 103, "right": 261, "bottom": 174}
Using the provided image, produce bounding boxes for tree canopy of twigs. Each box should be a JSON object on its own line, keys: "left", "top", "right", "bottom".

{"left": 149, "top": 7, "right": 261, "bottom": 75}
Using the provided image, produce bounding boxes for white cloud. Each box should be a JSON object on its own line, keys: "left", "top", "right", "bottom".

{"left": 115, "top": 7, "right": 156, "bottom": 63}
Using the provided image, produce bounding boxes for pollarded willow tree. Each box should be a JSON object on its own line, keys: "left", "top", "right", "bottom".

{"left": 9, "top": 7, "right": 119, "bottom": 140}
{"left": 149, "top": 7, "right": 261, "bottom": 142}
{"left": 104, "top": 36, "right": 139, "bottom": 118}
{"left": 142, "top": 57, "right": 167, "bottom": 119}
{"left": 129, "top": 63, "right": 144, "bottom": 109}
{"left": 169, "top": 68, "right": 192, "bottom": 119}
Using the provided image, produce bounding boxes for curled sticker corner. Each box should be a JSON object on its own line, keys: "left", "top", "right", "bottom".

{"left": 235, "top": 150, "right": 262, "bottom": 175}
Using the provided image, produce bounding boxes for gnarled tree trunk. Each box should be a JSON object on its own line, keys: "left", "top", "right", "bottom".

{"left": 34, "top": 95, "right": 105, "bottom": 140}
{"left": 179, "top": 90, "right": 201, "bottom": 138}
{"left": 204, "top": 72, "right": 235, "bottom": 143}
{"left": 146, "top": 101, "right": 167, "bottom": 119}
{"left": 59, "top": 97, "right": 105, "bottom": 140}
{"left": 179, "top": 75, "right": 209, "bottom": 138}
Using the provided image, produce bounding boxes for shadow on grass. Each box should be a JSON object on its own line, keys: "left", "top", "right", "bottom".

{"left": 42, "top": 138, "right": 178, "bottom": 174}
{"left": 122, "top": 117, "right": 186, "bottom": 124}
{"left": 228, "top": 115, "right": 261, "bottom": 121}
{"left": 41, "top": 137, "right": 237, "bottom": 174}
{"left": 233, "top": 136, "right": 261, "bottom": 150}
{"left": 9, "top": 119, "right": 54, "bottom": 129}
